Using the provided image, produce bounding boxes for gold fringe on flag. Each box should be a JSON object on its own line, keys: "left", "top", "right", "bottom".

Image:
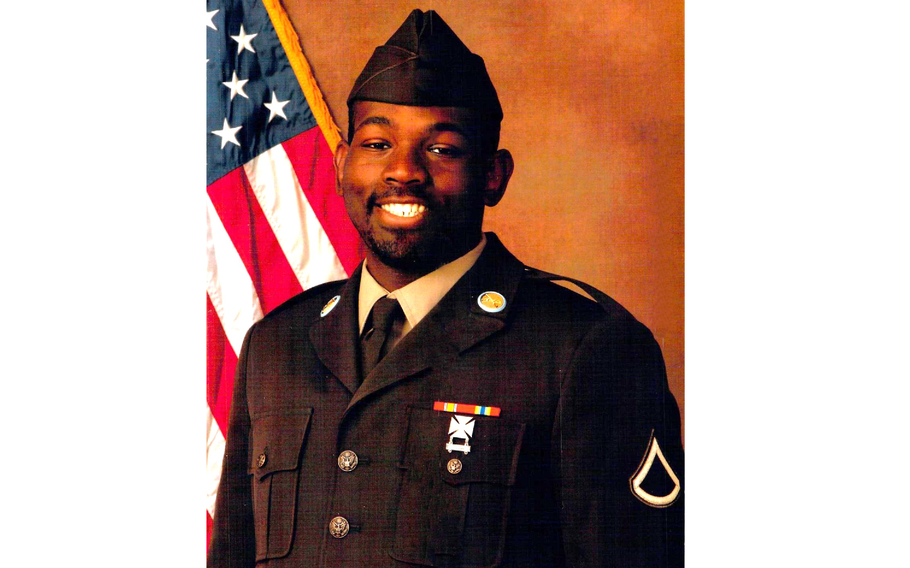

{"left": 262, "top": 0, "right": 343, "bottom": 153}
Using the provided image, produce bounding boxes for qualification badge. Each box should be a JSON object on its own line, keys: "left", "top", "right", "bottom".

{"left": 446, "top": 415, "right": 475, "bottom": 454}
{"left": 434, "top": 401, "right": 502, "bottom": 474}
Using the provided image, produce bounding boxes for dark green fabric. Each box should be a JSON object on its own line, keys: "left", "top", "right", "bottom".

{"left": 347, "top": 9, "right": 503, "bottom": 122}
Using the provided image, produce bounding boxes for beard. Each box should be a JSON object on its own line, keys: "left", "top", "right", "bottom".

{"left": 351, "top": 186, "right": 485, "bottom": 275}
{"left": 360, "top": 225, "right": 459, "bottom": 273}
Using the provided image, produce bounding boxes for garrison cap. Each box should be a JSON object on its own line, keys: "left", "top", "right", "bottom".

{"left": 347, "top": 9, "right": 503, "bottom": 122}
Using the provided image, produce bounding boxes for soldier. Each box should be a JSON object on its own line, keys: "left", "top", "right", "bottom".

{"left": 209, "top": 9, "right": 683, "bottom": 567}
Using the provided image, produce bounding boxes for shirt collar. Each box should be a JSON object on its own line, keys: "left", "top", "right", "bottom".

{"left": 358, "top": 234, "right": 487, "bottom": 335}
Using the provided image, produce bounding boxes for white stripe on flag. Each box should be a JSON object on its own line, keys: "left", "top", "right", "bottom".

{"left": 206, "top": 194, "right": 265, "bottom": 355}
{"left": 243, "top": 144, "right": 348, "bottom": 291}
{"left": 206, "top": 404, "right": 227, "bottom": 517}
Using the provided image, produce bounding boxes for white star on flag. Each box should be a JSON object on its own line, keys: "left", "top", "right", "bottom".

{"left": 222, "top": 71, "right": 250, "bottom": 101}
{"left": 206, "top": 9, "right": 219, "bottom": 30}
{"left": 264, "top": 91, "right": 291, "bottom": 123}
{"left": 231, "top": 25, "right": 257, "bottom": 54}
{"left": 211, "top": 119, "right": 242, "bottom": 149}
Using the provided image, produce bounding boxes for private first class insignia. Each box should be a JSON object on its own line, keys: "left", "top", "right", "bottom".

{"left": 629, "top": 430, "right": 681, "bottom": 508}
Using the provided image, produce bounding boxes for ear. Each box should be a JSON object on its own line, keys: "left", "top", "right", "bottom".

{"left": 481, "top": 149, "right": 514, "bottom": 207}
{"left": 333, "top": 140, "right": 349, "bottom": 196}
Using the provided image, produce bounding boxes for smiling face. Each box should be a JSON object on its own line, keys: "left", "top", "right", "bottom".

{"left": 334, "top": 101, "right": 512, "bottom": 287}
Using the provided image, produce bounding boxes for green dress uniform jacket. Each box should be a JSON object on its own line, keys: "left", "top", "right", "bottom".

{"left": 208, "top": 234, "right": 684, "bottom": 567}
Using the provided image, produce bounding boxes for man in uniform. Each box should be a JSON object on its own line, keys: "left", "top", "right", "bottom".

{"left": 209, "top": 9, "right": 684, "bottom": 567}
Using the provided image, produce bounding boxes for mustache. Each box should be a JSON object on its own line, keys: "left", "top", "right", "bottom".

{"left": 366, "top": 185, "right": 433, "bottom": 209}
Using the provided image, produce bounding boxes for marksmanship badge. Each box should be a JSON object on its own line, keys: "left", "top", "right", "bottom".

{"left": 445, "top": 415, "right": 475, "bottom": 454}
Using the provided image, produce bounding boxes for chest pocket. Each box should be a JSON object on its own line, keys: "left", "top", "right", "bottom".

{"left": 247, "top": 409, "right": 313, "bottom": 562}
{"left": 391, "top": 406, "right": 525, "bottom": 568}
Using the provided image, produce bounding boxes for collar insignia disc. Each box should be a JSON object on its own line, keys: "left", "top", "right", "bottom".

{"left": 320, "top": 295, "right": 341, "bottom": 317}
{"left": 477, "top": 291, "right": 506, "bottom": 313}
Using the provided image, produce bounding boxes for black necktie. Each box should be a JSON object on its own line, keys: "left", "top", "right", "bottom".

{"left": 360, "top": 297, "right": 403, "bottom": 379}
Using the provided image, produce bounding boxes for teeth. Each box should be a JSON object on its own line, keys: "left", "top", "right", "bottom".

{"left": 380, "top": 203, "right": 426, "bottom": 218}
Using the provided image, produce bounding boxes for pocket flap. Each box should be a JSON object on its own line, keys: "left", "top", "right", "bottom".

{"left": 248, "top": 409, "right": 313, "bottom": 479}
{"left": 400, "top": 406, "right": 525, "bottom": 487}
{"left": 442, "top": 418, "right": 525, "bottom": 486}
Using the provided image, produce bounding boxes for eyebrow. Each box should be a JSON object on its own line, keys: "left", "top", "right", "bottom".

{"left": 353, "top": 116, "right": 470, "bottom": 138}
{"left": 431, "top": 122, "right": 469, "bottom": 137}
{"left": 354, "top": 116, "right": 391, "bottom": 131}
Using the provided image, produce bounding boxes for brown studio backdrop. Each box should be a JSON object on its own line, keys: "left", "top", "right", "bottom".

{"left": 285, "top": 0, "right": 684, "bottom": 441}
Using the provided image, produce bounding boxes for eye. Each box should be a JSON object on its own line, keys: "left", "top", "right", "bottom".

{"left": 361, "top": 140, "right": 391, "bottom": 150}
{"left": 428, "top": 145, "right": 464, "bottom": 158}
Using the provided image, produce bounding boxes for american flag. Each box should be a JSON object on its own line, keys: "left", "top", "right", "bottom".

{"left": 206, "top": 0, "right": 363, "bottom": 546}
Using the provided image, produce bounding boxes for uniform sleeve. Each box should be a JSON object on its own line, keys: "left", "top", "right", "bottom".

{"left": 208, "top": 329, "right": 256, "bottom": 568}
{"left": 552, "top": 318, "right": 684, "bottom": 567}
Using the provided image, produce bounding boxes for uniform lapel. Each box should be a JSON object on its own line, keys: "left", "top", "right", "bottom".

{"left": 343, "top": 234, "right": 526, "bottom": 415}
{"left": 442, "top": 233, "right": 525, "bottom": 354}
{"left": 309, "top": 265, "right": 363, "bottom": 395}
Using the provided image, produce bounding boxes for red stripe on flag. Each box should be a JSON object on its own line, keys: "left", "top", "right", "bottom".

{"left": 207, "top": 294, "right": 237, "bottom": 435}
{"left": 282, "top": 129, "right": 364, "bottom": 275}
{"left": 208, "top": 168, "right": 304, "bottom": 313}
{"left": 207, "top": 511, "right": 213, "bottom": 552}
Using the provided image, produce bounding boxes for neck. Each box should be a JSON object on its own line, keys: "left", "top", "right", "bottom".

{"left": 364, "top": 257, "right": 431, "bottom": 291}
{"left": 365, "top": 232, "right": 483, "bottom": 291}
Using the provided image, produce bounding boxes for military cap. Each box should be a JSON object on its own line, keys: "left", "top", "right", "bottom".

{"left": 347, "top": 9, "right": 503, "bottom": 122}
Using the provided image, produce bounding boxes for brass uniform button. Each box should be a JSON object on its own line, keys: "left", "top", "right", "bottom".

{"left": 329, "top": 516, "right": 350, "bottom": 539}
{"left": 338, "top": 450, "right": 359, "bottom": 472}
{"left": 447, "top": 458, "right": 463, "bottom": 474}
{"left": 257, "top": 453, "right": 267, "bottom": 468}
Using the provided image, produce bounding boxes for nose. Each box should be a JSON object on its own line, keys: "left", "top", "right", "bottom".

{"left": 383, "top": 145, "right": 427, "bottom": 187}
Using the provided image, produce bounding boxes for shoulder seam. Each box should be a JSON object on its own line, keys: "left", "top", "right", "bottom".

{"left": 522, "top": 266, "right": 629, "bottom": 316}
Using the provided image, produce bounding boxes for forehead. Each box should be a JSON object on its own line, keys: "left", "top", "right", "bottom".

{"left": 351, "top": 101, "right": 481, "bottom": 135}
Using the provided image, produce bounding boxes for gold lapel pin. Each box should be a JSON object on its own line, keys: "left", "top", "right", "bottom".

{"left": 320, "top": 295, "right": 341, "bottom": 317}
{"left": 477, "top": 291, "right": 506, "bottom": 313}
